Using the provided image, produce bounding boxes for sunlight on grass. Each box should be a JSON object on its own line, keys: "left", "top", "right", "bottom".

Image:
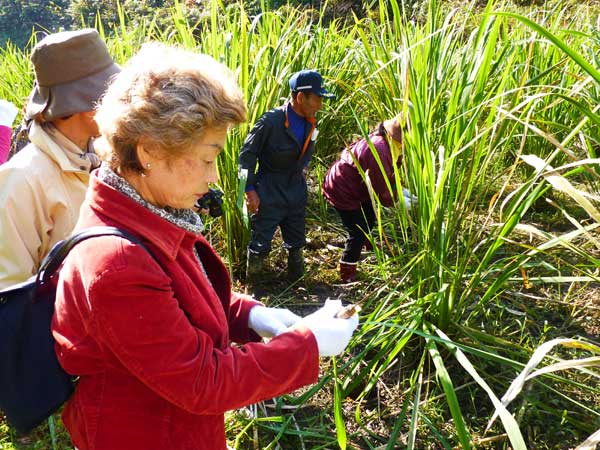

{"left": 1, "top": 0, "right": 599, "bottom": 448}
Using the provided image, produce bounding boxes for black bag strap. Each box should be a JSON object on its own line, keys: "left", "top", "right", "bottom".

{"left": 36, "top": 226, "right": 152, "bottom": 286}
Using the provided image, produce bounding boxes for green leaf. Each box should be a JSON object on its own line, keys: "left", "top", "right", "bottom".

{"left": 333, "top": 357, "right": 347, "bottom": 450}
{"left": 426, "top": 333, "right": 472, "bottom": 449}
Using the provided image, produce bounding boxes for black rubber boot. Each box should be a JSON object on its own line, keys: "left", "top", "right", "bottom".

{"left": 245, "top": 250, "right": 267, "bottom": 296}
{"left": 287, "top": 248, "right": 304, "bottom": 282}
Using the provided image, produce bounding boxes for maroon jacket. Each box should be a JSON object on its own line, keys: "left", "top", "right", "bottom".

{"left": 322, "top": 131, "right": 399, "bottom": 211}
{"left": 52, "top": 172, "right": 319, "bottom": 450}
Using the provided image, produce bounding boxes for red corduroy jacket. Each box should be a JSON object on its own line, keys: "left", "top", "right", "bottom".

{"left": 52, "top": 171, "right": 319, "bottom": 450}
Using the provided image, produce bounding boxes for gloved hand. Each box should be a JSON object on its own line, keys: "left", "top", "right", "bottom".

{"left": 248, "top": 306, "right": 301, "bottom": 338}
{"left": 0, "top": 100, "right": 18, "bottom": 127}
{"left": 402, "top": 187, "right": 418, "bottom": 210}
{"left": 300, "top": 299, "right": 359, "bottom": 357}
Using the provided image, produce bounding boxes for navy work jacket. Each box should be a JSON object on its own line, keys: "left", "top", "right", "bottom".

{"left": 239, "top": 103, "right": 316, "bottom": 193}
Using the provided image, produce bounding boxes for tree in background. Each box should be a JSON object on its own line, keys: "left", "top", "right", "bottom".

{"left": 222, "top": 0, "right": 367, "bottom": 22}
{"left": 0, "top": 0, "right": 72, "bottom": 48}
{"left": 68, "top": 0, "right": 174, "bottom": 29}
{"left": 68, "top": 0, "right": 116, "bottom": 27}
{"left": 0, "top": 0, "right": 188, "bottom": 47}
{"left": 0, "top": 0, "right": 370, "bottom": 49}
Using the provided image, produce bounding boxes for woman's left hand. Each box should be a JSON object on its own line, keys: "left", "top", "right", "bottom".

{"left": 248, "top": 306, "right": 301, "bottom": 338}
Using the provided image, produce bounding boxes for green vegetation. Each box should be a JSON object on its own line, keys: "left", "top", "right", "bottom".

{"left": 1, "top": 0, "right": 599, "bottom": 448}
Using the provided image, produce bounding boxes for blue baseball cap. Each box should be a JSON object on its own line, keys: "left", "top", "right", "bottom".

{"left": 289, "top": 70, "right": 335, "bottom": 99}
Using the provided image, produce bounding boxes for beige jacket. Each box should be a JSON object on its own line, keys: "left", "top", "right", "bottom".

{"left": 0, "top": 122, "right": 90, "bottom": 289}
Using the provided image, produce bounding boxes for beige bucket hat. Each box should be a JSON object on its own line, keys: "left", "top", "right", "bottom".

{"left": 25, "top": 29, "right": 120, "bottom": 121}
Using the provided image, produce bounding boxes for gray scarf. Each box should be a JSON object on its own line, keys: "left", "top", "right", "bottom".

{"left": 98, "top": 164, "right": 204, "bottom": 234}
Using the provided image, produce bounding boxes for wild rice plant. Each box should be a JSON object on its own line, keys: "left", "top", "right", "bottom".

{"left": 329, "top": 0, "right": 600, "bottom": 448}
{"left": 0, "top": 40, "right": 34, "bottom": 120}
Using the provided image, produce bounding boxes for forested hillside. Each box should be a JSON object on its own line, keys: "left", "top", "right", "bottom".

{"left": 0, "top": 0, "right": 367, "bottom": 48}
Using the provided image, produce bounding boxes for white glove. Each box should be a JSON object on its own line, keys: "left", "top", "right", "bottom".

{"left": 402, "top": 187, "right": 417, "bottom": 210}
{"left": 0, "top": 100, "right": 18, "bottom": 127}
{"left": 300, "top": 299, "right": 359, "bottom": 357}
{"left": 248, "top": 306, "right": 301, "bottom": 338}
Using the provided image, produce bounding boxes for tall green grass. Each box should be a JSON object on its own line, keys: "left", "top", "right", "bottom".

{"left": 0, "top": 40, "right": 35, "bottom": 123}
{"left": 336, "top": 0, "right": 600, "bottom": 448}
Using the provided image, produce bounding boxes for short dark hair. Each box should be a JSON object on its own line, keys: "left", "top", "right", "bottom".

{"left": 291, "top": 91, "right": 314, "bottom": 101}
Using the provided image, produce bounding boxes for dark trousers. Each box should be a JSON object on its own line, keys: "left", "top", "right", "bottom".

{"left": 249, "top": 205, "right": 306, "bottom": 254}
{"left": 336, "top": 202, "right": 376, "bottom": 264}
{"left": 248, "top": 176, "right": 308, "bottom": 255}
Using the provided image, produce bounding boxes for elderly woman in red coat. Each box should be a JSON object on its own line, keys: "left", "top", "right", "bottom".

{"left": 51, "top": 43, "right": 358, "bottom": 450}
{"left": 322, "top": 117, "right": 413, "bottom": 283}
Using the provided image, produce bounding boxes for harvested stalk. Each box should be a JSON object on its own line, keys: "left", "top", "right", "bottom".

{"left": 335, "top": 304, "right": 361, "bottom": 319}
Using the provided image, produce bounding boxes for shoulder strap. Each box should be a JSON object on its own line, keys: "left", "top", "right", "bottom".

{"left": 37, "top": 226, "right": 153, "bottom": 286}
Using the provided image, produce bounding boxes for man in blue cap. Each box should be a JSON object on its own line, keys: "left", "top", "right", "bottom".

{"left": 239, "top": 69, "right": 335, "bottom": 288}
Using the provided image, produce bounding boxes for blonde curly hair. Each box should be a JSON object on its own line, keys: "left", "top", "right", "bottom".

{"left": 95, "top": 43, "right": 247, "bottom": 173}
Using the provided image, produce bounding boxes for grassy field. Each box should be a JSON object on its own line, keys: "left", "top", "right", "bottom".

{"left": 1, "top": 0, "right": 599, "bottom": 448}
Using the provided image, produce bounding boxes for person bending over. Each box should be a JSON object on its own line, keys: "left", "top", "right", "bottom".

{"left": 322, "top": 116, "right": 414, "bottom": 282}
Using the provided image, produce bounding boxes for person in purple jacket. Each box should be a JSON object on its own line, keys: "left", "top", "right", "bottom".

{"left": 322, "top": 116, "right": 413, "bottom": 282}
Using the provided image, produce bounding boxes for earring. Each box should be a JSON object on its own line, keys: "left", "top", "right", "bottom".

{"left": 145, "top": 163, "right": 151, "bottom": 169}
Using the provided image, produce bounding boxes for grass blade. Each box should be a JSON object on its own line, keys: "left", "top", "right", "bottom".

{"left": 333, "top": 357, "right": 347, "bottom": 450}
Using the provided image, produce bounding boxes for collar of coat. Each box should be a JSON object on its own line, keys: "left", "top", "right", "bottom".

{"left": 82, "top": 170, "right": 202, "bottom": 262}
{"left": 28, "top": 121, "right": 90, "bottom": 173}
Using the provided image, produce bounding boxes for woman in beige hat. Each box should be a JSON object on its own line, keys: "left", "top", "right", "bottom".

{"left": 322, "top": 116, "right": 415, "bottom": 282}
{"left": 0, "top": 29, "right": 119, "bottom": 289}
